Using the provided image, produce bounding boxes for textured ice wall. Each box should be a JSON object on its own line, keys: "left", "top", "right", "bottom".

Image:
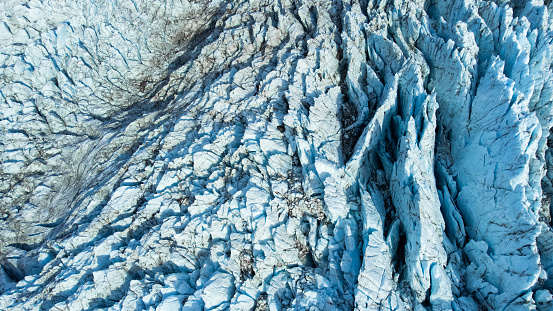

{"left": 1, "top": 0, "right": 553, "bottom": 310}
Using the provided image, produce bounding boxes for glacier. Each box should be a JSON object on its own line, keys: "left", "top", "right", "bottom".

{"left": 1, "top": 0, "right": 553, "bottom": 310}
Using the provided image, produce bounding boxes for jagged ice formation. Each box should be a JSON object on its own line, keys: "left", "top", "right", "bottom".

{"left": 1, "top": 0, "right": 553, "bottom": 310}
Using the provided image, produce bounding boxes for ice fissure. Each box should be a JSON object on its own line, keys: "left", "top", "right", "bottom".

{"left": 1, "top": 0, "right": 553, "bottom": 310}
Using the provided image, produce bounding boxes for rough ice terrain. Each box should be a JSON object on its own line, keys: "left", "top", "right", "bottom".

{"left": 1, "top": 0, "right": 553, "bottom": 310}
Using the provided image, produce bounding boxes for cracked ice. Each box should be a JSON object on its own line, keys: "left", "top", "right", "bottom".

{"left": 1, "top": 0, "right": 553, "bottom": 310}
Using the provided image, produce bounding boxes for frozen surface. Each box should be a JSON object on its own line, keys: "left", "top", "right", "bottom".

{"left": 0, "top": 0, "right": 553, "bottom": 310}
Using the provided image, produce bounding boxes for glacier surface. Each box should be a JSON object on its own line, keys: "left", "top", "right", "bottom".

{"left": 1, "top": 0, "right": 553, "bottom": 310}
